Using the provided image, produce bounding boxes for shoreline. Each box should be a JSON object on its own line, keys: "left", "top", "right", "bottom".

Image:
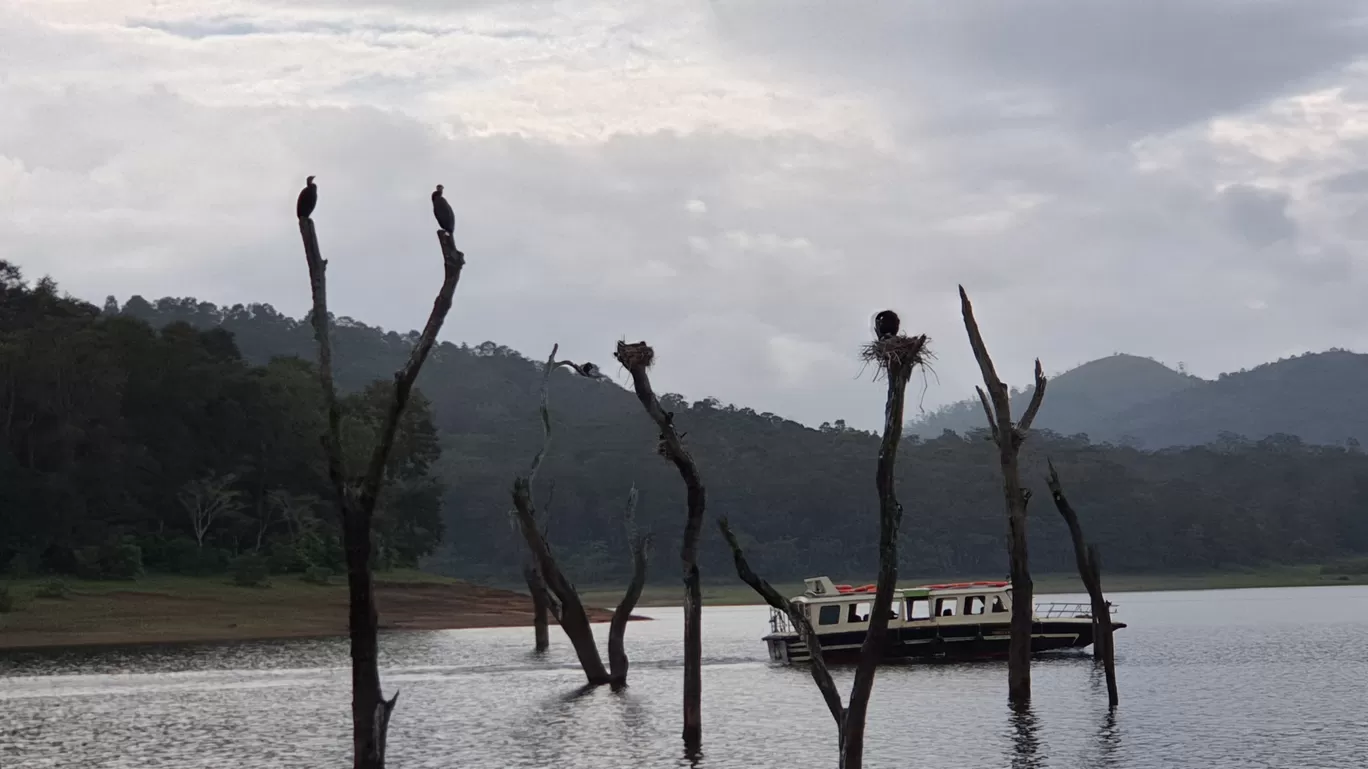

{"left": 5, "top": 566, "right": 1366, "bottom": 652}
{"left": 0, "top": 572, "right": 641, "bottom": 652}
{"left": 577, "top": 566, "right": 1368, "bottom": 608}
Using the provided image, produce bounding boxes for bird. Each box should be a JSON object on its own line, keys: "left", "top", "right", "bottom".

{"left": 580, "top": 362, "right": 601, "bottom": 378}
{"left": 873, "top": 310, "right": 900, "bottom": 340}
{"left": 432, "top": 184, "right": 455, "bottom": 234}
{"left": 296, "top": 176, "right": 317, "bottom": 219}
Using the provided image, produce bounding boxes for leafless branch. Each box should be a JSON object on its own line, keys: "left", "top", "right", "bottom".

{"left": 613, "top": 340, "right": 707, "bottom": 751}
{"left": 960, "top": 284, "right": 1044, "bottom": 705}
{"left": 718, "top": 517, "right": 845, "bottom": 726}
{"left": 1017, "top": 359, "right": 1048, "bottom": 437}
{"left": 1045, "top": 461, "right": 1118, "bottom": 709}
{"left": 299, "top": 216, "right": 465, "bottom": 769}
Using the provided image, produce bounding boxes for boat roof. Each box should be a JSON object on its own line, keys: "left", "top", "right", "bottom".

{"left": 796, "top": 576, "right": 1009, "bottom": 602}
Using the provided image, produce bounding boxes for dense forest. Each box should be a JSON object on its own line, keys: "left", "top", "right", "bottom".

{"left": 0, "top": 261, "right": 444, "bottom": 582}
{"left": 6, "top": 259, "right": 1368, "bottom": 586}
{"left": 908, "top": 350, "right": 1368, "bottom": 449}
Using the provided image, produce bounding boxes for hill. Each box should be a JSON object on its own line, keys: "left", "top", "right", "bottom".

{"left": 906, "top": 354, "right": 1202, "bottom": 440}
{"left": 1106, "top": 350, "right": 1368, "bottom": 448}
{"left": 908, "top": 350, "right": 1368, "bottom": 449}
{"left": 106, "top": 293, "right": 1368, "bottom": 585}
{"left": 8, "top": 262, "right": 1368, "bottom": 593}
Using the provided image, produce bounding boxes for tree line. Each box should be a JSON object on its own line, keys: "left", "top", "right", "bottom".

{"left": 75, "top": 286, "right": 1368, "bottom": 588}
{"left": 0, "top": 260, "right": 444, "bottom": 583}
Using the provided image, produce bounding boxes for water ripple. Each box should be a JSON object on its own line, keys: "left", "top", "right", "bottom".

{"left": 5, "top": 587, "right": 1368, "bottom": 768}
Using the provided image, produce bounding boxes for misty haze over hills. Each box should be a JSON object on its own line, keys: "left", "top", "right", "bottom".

{"left": 906, "top": 351, "right": 1368, "bottom": 449}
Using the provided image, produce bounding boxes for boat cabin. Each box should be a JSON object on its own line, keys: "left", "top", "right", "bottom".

{"left": 785, "top": 576, "right": 1013, "bottom": 634}
{"left": 763, "top": 575, "right": 1123, "bottom": 664}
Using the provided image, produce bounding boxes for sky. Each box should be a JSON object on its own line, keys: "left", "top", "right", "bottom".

{"left": 4, "top": 0, "right": 1368, "bottom": 430}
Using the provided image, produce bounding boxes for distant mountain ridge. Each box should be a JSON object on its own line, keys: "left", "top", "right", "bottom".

{"left": 908, "top": 350, "right": 1368, "bottom": 448}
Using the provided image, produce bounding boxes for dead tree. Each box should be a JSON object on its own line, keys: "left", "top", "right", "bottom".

{"left": 608, "top": 484, "right": 652, "bottom": 688}
{"left": 521, "top": 479, "right": 558, "bottom": 653}
{"left": 298, "top": 214, "right": 465, "bottom": 769}
{"left": 719, "top": 327, "right": 928, "bottom": 769}
{"left": 509, "top": 345, "right": 650, "bottom": 686}
{"left": 959, "top": 285, "right": 1047, "bottom": 705}
{"left": 1045, "top": 461, "right": 1118, "bottom": 709}
{"left": 613, "top": 340, "right": 707, "bottom": 753}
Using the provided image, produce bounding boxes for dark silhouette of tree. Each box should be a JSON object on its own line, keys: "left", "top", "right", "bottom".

{"left": 296, "top": 207, "right": 465, "bottom": 769}
{"left": 719, "top": 326, "right": 929, "bottom": 769}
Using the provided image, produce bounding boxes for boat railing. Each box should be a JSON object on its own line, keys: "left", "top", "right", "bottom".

{"left": 1034, "top": 601, "right": 1119, "bottom": 619}
{"left": 769, "top": 607, "right": 796, "bottom": 634}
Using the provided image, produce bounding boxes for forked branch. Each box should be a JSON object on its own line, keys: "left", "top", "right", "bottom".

{"left": 299, "top": 216, "right": 465, "bottom": 769}
{"left": 959, "top": 284, "right": 1046, "bottom": 706}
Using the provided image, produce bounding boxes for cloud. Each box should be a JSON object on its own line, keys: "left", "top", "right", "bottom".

{"left": 4, "top": 1, "right": 1368, "bottom": 430}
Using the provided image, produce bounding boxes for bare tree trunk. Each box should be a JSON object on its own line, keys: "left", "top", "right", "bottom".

{"left": 960, "top": 286, "right": 1047, "bottom": 706}
{"left": 299, "top": 217, "right": 465, "bottom": 769}
{"left": 512, "top": 477, "right": 610, "bottom": 683}
{"left": 1045, "top": 463, "right": 1118, "bottom": 708}
{"left": 613, "top": 341, "right": 707, "bottom": 754}
{"left": 523, "top": 562, "right": 551, "bottom": 653}
{"left": 842, "top": 334, "right": 920, "bottom": 766}
{"left": 719, "top": 328, "right": 928, "bottom": 769}
{"left": 509, "top": 345, "right": 624, "bottom": 685}
{"left": 609, "top": 485, "right": 650, "bottom": 688}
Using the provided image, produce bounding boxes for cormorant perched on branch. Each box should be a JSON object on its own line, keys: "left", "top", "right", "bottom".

{"left": 296, "top": 176, "right": 317, "bottom": 219}
{"left": 873, "top": 310, "right": 900, "bottom": 340}
{"left": 432, "top": 184, "right": 455, "bottom": 234}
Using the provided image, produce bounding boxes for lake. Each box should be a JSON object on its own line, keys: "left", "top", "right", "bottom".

{"left": 4, "top": 585, "right": 1368, "bottom": 768}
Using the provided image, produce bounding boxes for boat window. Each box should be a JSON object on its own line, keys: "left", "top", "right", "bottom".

{"left": 965, "top": 595, "right": 986, "bottom": 616}
{"left": 991, "top": 595, "right": 1008, "bottom": 613}
{"left": 847, "top": 602, "right": 871, "bottom": 623}
{"left": 935, "top": 597, "right": 958, "bottom": 617}
{"left": 907, "top": 598, "right": 931, "bottom": 621}
{"left": 886, "top": 601, "right": 901, "bottom": 621}
{"left": 817, "top": 605, "right": 842, "bottom": 626}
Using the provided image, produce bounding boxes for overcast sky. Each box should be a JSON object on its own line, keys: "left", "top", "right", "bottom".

{"left": 4, "top": 1, "right": 1368, "bottom": 430}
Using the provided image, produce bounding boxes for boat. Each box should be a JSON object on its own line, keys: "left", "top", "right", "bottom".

{"left": 762, "top": 576, "right": 1127, "bottom": 664}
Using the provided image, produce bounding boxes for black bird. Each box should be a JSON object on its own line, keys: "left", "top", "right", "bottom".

{"left": 432, "top": 184, "right": 455, "bottom": 233}
{"left": 296, "top": 176, "right": 317, "bottom": 219}
{"left": 581, "top": 362, "right": 601, "bottom": 378}
{"left": 873, "top": 310, "right": 900, "bottom": 340}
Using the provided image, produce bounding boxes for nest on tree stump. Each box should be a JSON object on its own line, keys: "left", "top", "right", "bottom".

{"left": 615, "top": 341, "right": 655, "bottom": 370}
{"left": 860, "top": 333, "right": 932, "bottom": 378}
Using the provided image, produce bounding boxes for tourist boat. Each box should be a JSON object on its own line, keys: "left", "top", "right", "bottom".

{"left": 763, "top": 576, "right": 1126, "bottom": 664}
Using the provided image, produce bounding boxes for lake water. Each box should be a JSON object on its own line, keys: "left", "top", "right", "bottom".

{"left": 4, "top": 585, "right": 1368, "bottom": 768}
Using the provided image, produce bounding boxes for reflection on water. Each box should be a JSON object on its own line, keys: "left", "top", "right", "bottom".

{"left": 1009, "top": 703, "right": 1041, "bottom": 769}
{"left": 5, "top": 587, "right": 1368, "bottom": 768}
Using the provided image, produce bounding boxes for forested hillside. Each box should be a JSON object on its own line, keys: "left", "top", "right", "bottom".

{"left": 6, "top": 259, "right": 1368, "bottom": 587}
{"left": 95, "top": 282, "right": 1368, "bottom": 585}
{"left": 0, "top": 262, "right": 445, "bottom": 582}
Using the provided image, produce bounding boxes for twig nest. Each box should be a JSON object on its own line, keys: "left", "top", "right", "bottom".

{"left": 615, "top": 341, "right": 655, "bottom": 370}
{"left": 860, "top": 333, "right": 931, "bottom": 378}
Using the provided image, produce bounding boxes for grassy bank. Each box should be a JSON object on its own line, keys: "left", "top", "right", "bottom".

{"left": 0, "top": 570, "right": 617, "bottom": 651}
{"left": 577, "top": 566, "right": 1368, "bottom": 609}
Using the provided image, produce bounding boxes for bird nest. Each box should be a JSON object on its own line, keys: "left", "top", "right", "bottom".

{"left": 860, "top": 334, "right": 932, "bottom": 378}
{"left": 615, "top": 341, "right": 655, "bottom": 370}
